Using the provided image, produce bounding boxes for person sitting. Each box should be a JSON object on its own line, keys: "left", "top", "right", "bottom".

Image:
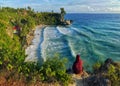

{"left": 72, "top": 54, "right": 83, "bottom": 74}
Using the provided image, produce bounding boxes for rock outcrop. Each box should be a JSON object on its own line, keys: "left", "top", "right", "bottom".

{"left": 86, "top": 58, "right": 120, "bottom": 86}
{"left": 87, "top": 75, "right": 111, "bottom": 86}
{"left": 64, "top": 20, "right": 73, "bottom": 25}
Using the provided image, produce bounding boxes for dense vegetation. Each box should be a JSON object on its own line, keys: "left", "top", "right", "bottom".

{"left": 0, "top": 7, "right": 71, "bottom": 85}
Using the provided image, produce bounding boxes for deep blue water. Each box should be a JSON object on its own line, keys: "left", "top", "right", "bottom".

{"left": 26, "top": 13, "right": 120, "bottom": 70}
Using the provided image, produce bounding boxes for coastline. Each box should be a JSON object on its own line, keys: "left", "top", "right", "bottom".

{"left": 26, "top": 25, "right": 45, "bottom": 47}
{"left": 25, "top": 25, "right": 46, "bottom": 62}
{"left": 25, "top": 25, "right": 90, "bottom": 86}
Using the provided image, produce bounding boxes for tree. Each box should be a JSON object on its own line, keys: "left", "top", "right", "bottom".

{"left": 60, "top": 8, "right": 66, "bottom": 22}
{"left": 27, "top": 6, "right": 31, "bottom": 11}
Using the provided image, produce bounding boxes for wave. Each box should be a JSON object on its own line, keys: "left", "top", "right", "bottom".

{"left": 37, "top": 27, "right": 45, "bottom": 62}
{"left": 25, "top": 27, "right": 43, "bottom": 62}
{"left": 101, "top": 21, "right": 120, "bottom": 25}
{"left": 37, "top": 26, "right": 74, "bottom": 66}
{"left": 70, "top": 27, "right": 92, "bottom": 40}
{"left": 81, "top": 25, "right": 96, "bottom": 34}
{"left": 95, "top": 39, "right": 117, "bottom": 48}
{"left": 56, "top": 26, "right": 76, "bottom": 57}
{"left": 81, "top": 25, "right": 107, "bottom": 37}
{"left": 56, "top": 27, "right": 74, "bottom": 60}
{"left": 56, "top": 26, "right": 89, "bottom": 58}
{"left": 92, "top": 20, "right": 120, "bottom": 26}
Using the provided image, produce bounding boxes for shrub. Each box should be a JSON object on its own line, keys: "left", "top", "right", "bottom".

{"left": 106, "top": 64, "right": 120, "bottom": 86}
{"left": 0, "top": 7, "right": 71, "bottom": 85}
{"left": 39, "top": 55, "right": 72, "bottom": 85}
{"left": 92, "top": 62, "right": 102, "bottom": 73}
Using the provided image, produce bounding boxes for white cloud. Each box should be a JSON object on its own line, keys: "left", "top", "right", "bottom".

{"left": 62, "top": 5, "right": 96, "bottom": 13}
{"left": 1, "top": 0, "right": 120, "bottom": 13}
{"left": 110, "top": 0, "right": 120, "bottom": 4}
{"left": 108, "top": 7, "right": 120, "bottom": 12}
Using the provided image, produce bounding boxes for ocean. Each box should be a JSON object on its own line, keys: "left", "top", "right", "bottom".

{"left": 26, "top": 13, "right": 120, "bottom": 70}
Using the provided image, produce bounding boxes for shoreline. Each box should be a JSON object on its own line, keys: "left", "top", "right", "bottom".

{"left": 26, "top": 25, "right": 45, "bottom": 47}
{"left": 24, "top": 25, "right": 68, "bottom": 62}
{"left": 25, "top": 25, "right": 46, "bottom": 62}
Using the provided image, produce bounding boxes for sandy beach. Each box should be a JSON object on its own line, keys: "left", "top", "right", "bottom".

{"left": 25, "top": 25, "right": 45, "bottom": 62}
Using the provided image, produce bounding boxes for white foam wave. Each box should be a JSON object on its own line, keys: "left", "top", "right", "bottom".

{"left": 56, "top": 26, "right": 77, "bottom": 57}
{"left": 41, "top": 27, "right": 65, "bottom": 58}
{"left": 56, "top": 26, "right": 73, "bottom": 35}
{"left": 39, "top": 26, "right": 74, "bottom": 64}
{"left": 25, "top": 27, "right": 42, "bottom": 62}
{"left": 25, "top": 26, "right": 85, "bottom": 65}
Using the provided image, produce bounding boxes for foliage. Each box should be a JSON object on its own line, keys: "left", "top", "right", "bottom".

{"left": 92, "top": 61, "right": 102, "bottom": 73}
{"left": 0, "top": 7, "right": 62, "bottom": 48}
{"left": 60, "top": 8, "right": 66, "bottom": 22}
{"left": 0, "top": 7, "right": 71, "bottom": 85}
{"left": 40, "top": 55, "right": 72, "bottom": 85}
{"left": 106, "top": 64, "right": 120, "bottom": 86}
{"left": 35, "top": 12, "right": 61, "bottom": 25}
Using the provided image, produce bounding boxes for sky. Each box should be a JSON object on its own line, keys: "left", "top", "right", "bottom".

{"left": 0, "top": 0, "right": 120, "bottom": 13}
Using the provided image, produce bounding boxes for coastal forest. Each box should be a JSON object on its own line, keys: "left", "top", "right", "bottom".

{"left": 0, "top": 7, "right": 120, "bottom": 86}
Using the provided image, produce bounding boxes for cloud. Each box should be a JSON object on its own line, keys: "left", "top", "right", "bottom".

{"left": 108, "top": 7, "right": 120, "bottom": 12}
{"left": 32, "top": 0, "right": 120, "bottom": 13}
{"left": 1, "top": 0, "right": 120, "bottom": 13}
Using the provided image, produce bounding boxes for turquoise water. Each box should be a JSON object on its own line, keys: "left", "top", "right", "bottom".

{"left": 64, "top": 14, "right": 120, "bottom": 68}
{"left": 26, "top": 14, "right": 120, "bottom": 70}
